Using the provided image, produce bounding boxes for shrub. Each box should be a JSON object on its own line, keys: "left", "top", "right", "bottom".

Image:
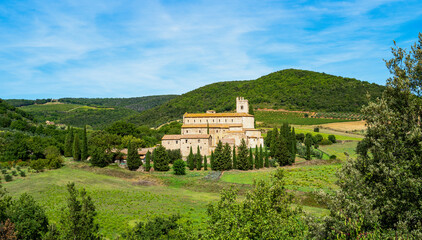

{"left": 328, "top": 134, "right": 336, "bottom": 143}
{"left": 4, "top": 174, "right": 12, "bottom": 182}
{"left": 314, "top": 134, "right": 323, "bottom": 143}
{"left": 173, "top": 159, "right": 186, "bottom": 175}
{"left": 16, "top": 161, "right": 29, "bottom": 167}
{"left": 11, "top": 170, "right": 17, "bottom": 176}
{"left": 314, "top": 127, "right": 319, "bottom": 132}
{"left": 330, "top": 155, "right": 337, "bottom": 160}
{"left": 16, "top": 166, "right": 21, "bottom": 171}
{"left": 1, "top": 169, "right": 6, "bottom": 174}
{"left": 30, "top": 159, "right": 47, "bottom": 172}
{"left": 319, "top": 138, "right": 332, "bottom": 145}
{"left": 19, "top": 171, "right": 26, "bottom": 177}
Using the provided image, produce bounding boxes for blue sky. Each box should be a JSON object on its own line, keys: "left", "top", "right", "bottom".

{"left": 0, "top": 0, "right": 421, "bottom": 99}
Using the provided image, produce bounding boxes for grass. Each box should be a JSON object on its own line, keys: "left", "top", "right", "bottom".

{"left": 319, "top": 141, "right": 358, "bottom": 161}
{"left": 294, "top": 127, "right": 363, "bottom": 141}
{"left": 20, "top": 103, "right": 84, "bottom": 112}
{"left": 255, "top": 111, "right": 356, "bottom": 126}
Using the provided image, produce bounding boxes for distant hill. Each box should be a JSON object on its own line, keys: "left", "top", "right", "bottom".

{"left": 0, "top": 98, "right": 35, "bottom": 130}
{"left": 125, "top": 69, "right": 385, "bottom": 127}
{"left": 59, "top": 95, "right": 178, "bottom": 112}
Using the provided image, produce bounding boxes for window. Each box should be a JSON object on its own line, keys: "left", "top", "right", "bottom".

{"left": 219, "top": 119, "right": 220, "bottom": 122}
{"left": 186, "top": 130, "right": 188, "bottom": 133}
{"left": 194, "top": 120, "right": 195, "bottom": 122}
{"left": 200, "top": 120, "right": 201, "bottom": 122}
{"left": 198, "top": 139, "right": 200, "bottom": 143}
{"left": 241, "top": 106, "right": 244, "bottom": 110}
{"left": 231, "top": 119, "right": 233, "bottom": 122}
{"left": 225, "top": 119, "right": 227, "bottom": 122}
{"left": 185, "top": 140, "right": 188, "bottom": 143}
{"left": 213, "top": 119, "right": 214, "bottom": 122}
{"left": 216, "top": 130, "right": 218, "bottom": 133}
{"left": 199, "top": 130, "right": 201, "bottom": 133}
{"left": 176, "top": 141, "right": 178, "bottom": 144}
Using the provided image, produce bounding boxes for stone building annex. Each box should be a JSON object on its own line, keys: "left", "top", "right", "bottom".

{"left": 162, "top": 97, "right": 264, "bottom": 157}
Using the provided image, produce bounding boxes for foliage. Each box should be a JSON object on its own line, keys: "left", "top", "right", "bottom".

{"left": 212, "top": 141, "right": 232, "bottom": 171}
{"left": 59, "top": 182, "right": 100, "bottom": 240}
{"left": 319, "top": 138, "right": 332, "bottom": 145}
{"left": 64, "top": 127, "right": 73, "bottom": 157}
{"left": 90, "top": 148, "right": 110, "bottom": 168}
{"left": 304, "top": 134, "right": 312, "bottom": 160}
{"left": 167, "top": 149, "right": 181, "bottom": 164}
{"left": 236, "top": 139, "right": 249, "bottom": 170}
{"left": 144, "top": 151, "right": 151, "bottom": 172}
{"left": 173, "top": 159, "right": 186, "bottom": 176}
{"left": 256, "top": 111, "right": 355, "bottom": 127}
{"left": 203, "top": 155, "right": 207, "bottom": 171}
{"left": 232, "top": 147, "right": 237, "bottom": 169}
{"left": 204, "top": 169, "right": 307, "bottom": 239}
{"left": 328, "top": 134, "right": 336, "bottom": 143}
{"left": 187, "top": 147, "right": 195, "bottom": 171}
{"left": 127, "top": 142, "right": 142, "bottom": 171}
{"left": 73, "top": 133, "right": 81, "bottom": 161}
{"left": 314, "top": 127, "right": 319, "bottom": 132}
{"left": 309, "top": 34, "right": 422, "bottom": 239}
{"left": 0, "top": 219, "right": 17, "bottom": 240}
{"left": 81, "top": 126, "right": 88, "bottom": 161}
{"left": 125, "top": 69, "right": 385, "bottom": 127}
{"left": 153, "top": 145, "right": 170, "bottom": 172}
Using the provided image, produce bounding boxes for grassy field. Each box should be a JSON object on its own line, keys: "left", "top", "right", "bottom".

{"left": 20, "top": 103, "right": 84, "bottom": 112}
{"left": 255, "top": 111, "right": 357, "bottom": 126}
{"left": 294, "top": 127, "right": 363, "bottom": 141}
{"left": 319, "top": 141, "right": 358, "bottom": 161}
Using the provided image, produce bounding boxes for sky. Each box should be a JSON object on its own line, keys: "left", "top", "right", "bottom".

{"left": 0, "top": 0, "right": 421, "bottom": 99}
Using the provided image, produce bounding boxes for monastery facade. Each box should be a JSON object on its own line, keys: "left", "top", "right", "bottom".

{"left": 162, "top": 97, "right": 264, "bottom": 157}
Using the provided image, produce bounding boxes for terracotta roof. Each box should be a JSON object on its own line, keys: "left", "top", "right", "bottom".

{"left": 184, "top": 112, "right": 253, "bottom": 118}
{"left": 226, "top": 130, "right": 245, "bottom": 133}
{"left": 162, "top": 135, "right": 182, "bottom": 140}
{"left": 181, "top": 134, "right": 211, "bottom": 139}
{"left": 181, "top": 124, "right": 242, "bottom": 128}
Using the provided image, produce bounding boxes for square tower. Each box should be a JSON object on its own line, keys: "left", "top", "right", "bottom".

{"left": 236, "top": 97, "right": 249, "bottom": 113}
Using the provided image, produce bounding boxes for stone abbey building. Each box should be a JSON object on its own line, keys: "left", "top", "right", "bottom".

{"left": 162, "top": 97, "right": 264, "bottom": 157}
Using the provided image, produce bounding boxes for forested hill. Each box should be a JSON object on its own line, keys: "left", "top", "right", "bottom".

{"left": 125, "top": 69, "right": 385, "bottom": 127}
{"left": 0, "top": 98, "right": 35, "bottom": 129}
{"left": 59, "top": 95, "right": 178, "bottom": 112}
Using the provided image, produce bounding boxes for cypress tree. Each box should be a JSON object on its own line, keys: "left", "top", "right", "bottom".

{"left": 81, "top": 125, "right": 88, "bottom": 161}
{"left": 203, "top": 155, "right": 208, "bottom": 170}
{"left": 153, "top": 145, "right": 170, "bottom": 171}
{"left": 270, "top": 127, "right": 278, "bottom": 157}
{"left": 248, "top": 148, "right": 253, "bottom": 170}
{"left": 259, "top": 145, "right": 264, "bottom": 168}
{"left": 207, "top": 122, "right": 210, "bottom": 134}
{"left": 237, "top": 139, "right": 249, "bottom": 170}
{"left": 290, "top": 127, "right": 296, "bottom": 164}
{"left": 254, "top": 146, "right": 259, "bottom": 169}
{"left": 196, "top": 146, "right": 202, "bottom": 170}
{"left": 275, "top": 136, "right": 290, "bottom": 166}
{"left": 145, "top": 151, "right": 151, "bottom": 172}
{"left": 127, "top": 141, "right": 141, "bottom": 171}
{"left": 73, "top": 133, "right": 81, "bottom": 161}
{"left": 304, "top": 133, "right": 312, "bottom": 160}
{"left": 264, "top": 147, "right": 269, "bottom": 168}
{"left": 213, "top": 141, "right": 224, "bottom": 170}
{"left": 232, "top": 147, "right": 237, "bottom": 169}
{"left": 187, "top": 147, "right": 195, "bottom": 170}
{"left": 223, "top": 143, "right": 232, "bottom": 170}
{"left": 64, "top": 127, "right": 74, "bottom": 157}
{"left": 210, "top": 151, "right": 214, "bottom": 170}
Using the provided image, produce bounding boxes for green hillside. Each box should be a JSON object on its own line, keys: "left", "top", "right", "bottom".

{"left": 0, "top": 98, "right": 35, "bottom": 129}
{"left": 126, "top": 69, "right": 385, "bottom": 127}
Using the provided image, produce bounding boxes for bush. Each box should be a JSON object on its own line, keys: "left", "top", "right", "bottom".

{"left": 173, "top": 159, "right": 186, "bottom": 175}
{"left": 330, "top": 155, "right": 337, "bottom": 160}
{"left": 11, "top": 170, "right": 17, "bottom": 176}
{"left": 30, "top": 159, "right": 47, "bottom": 172}
{"left": 328, "top": 134, "right": 336, "bottom": 143}
{"left": 19, "top": 171, "right": 26, "bottom": 177}
{"left": 4, "top": 174, "right": 12, "bottom": 182}
{"left": 319, "top": 138, "right": 332, "bottom": 145}
{"left": 16, "top": 161, "right": 29, "bottom": 167}
{"left": 1, "top": 169, "right": 7, "bottom": 174}
{"left": 314, "top": 127, "right": 319, "bottom": 132}
{"left": 16, "top": 166, "right": 21, "bottom": 171}
{"left": 314, "top": 134, "right": 323, "bottom": 143}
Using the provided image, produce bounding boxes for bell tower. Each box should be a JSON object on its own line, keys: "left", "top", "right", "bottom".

{"left": 236, "top": 97, "right": 249, "bottom": 113}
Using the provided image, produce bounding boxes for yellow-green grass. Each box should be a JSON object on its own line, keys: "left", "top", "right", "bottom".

{"left": 20, "top": 103, "right": 84, "bottom": 112}
{"left": 4, "top": 165, "right": 220, "bottom": 239}
{"left": 221, "top": 164, "right": 341, "bottom": 193}
{"left": 319, "top": 141, "right": 358, "bottom": 161}
{"left": 255, "top": 111, "right": 356, "bottom": 126}
{"left": 294, "top": 127, "right": 363, "bottom": 141}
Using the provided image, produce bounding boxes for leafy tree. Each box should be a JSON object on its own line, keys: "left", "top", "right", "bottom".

{"left": 187, "top": 147, "right": 195, "bottom": 171}
{"left": 64, "top": 127, "right": 74, "bottom": 157}
{"left": 167, "top": 149, "right": 181, "bottom": 164}
{"left": 59, "top": 183, "right": 100, "bottom": 240}
{"left": 204, "top": 169, "right": 306, "bottom": 239}
{"left": 173, "top": 159, "right": 186, "bottom": 175}
{"left": 232, "top": 147, "right": 237, "bottom": 169}
{"left": 81, "top": 125, "right": 88, "bottom": 161}
{"left": 153, "top": 145, "right": 170, "bottom": 171}
{"left": 144, "top": 151, "right": 151, "bottom": 172}
{"left": 248, "top": 103, "right": 254, "bottom": 115}
{"left": 90, "top": 147, "right": 109, "bottom": 168}
{"left": 309, "top": 34, "right": 422, "bottom": 239}
{"left": 73, "top": 133, "right": 81, "bottom": 161}
{"left": 6, "top": 193, "right": 48, "bottom": 240}
{"left": 104, "top": 121, "right": 137, "bottom": 136}
{"left": 314, "top": 134, "right": 323, "bottom": 143}
{"left": 328, "top": 134, "right": 336, "bottom": 143}
{"left": 127, "top": 142, "right": 141, "bottom": 171}
{"left": 203, "top": 155, "right": 208, "bottom": 170}
{"left": 44, "top": 146, "right": 63, "bottom": 169}
{"left": 237, "top": 139, "right": 249, "bottom": 170}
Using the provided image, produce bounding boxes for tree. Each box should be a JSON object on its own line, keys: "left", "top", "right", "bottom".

{"left": 195, "top": 146, "right": 202, "bottom": 170}
{"left": 259, "top": 145, "right": 264, "bottom": 168}
{"left": 7, "top": 193, "right": 48, "bottom": 240}
{"left": 264, "top": 147, "right": 269, "bottom": 168}
{"left": 210, "top": 151, "right": 214, "bottom": 170}
{"left": 127, "top": 142, "right": 141, "bottom": 171}
{"left": 248, "top": 103, "right": 254, "bottom": 115}
{"left": 73, "top": 133, "right": 81, "bottom": 161}
{"left": 204, "top": 169, "right": 306, "bottom": 239}
{"left": 153, "top": 145, "right": 170, "bottom": 171}
{"left": 144, "top": 151, "right": 151, "bottom": 172}
{"left": 304, "top": 133, "right": 312, "bottom": 160}
{"left": 310, "top": 34, "right": 422, "bottom": 239}
{"left": 328, "top": 134, "right": 336, "bottom": 143}
{"left": 237, "top": 139, "right": 249, "bottom": 170}
{"left": 173, "top": 159, "right": 186, "bottom": 175}
{"left": 254, "top": 146, "right": 259, "bottom": 169}
{"left": 270, "top": 127, "right": 278, "bottom": 157}
{"left": 59, "top": 183, "right": 100, "bottom": 240}
{"left": 248, "top": 148, "right": 253, "bottom": 170}
{"left": 232, "top": 147, "right": 237, "bottom": 169}
{"left": 64, "top": 127, "right": 74, "bottom": 157}
{"left": 222, "top": 143, "right": 232, "bottom": 170}
{"left": 90, "top": 147, "right": 109, "bottom": 168}
{"left": 203, "top": 155, "right": 208, "bottom": 170}
{"left": 274, "top": 136, "right": 290, "bottom": 166}
{"left": 212, "top": 141, "right": 224, "bottom": 171}
{"left": 81, "top": 125, "right": 88, "bottom": 161}
{"left": 187, "top": 147, "right": 195, "bottom": 170}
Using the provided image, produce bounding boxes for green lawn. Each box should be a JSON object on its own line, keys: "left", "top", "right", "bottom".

{"left": 294, "top": 128, "right": 363, "bottom": 141}
{"left": 255, "top": 111, "right": 356, "bottom": 126}
{"left": 319, "top": 141, "right": 358, "bottom": 161}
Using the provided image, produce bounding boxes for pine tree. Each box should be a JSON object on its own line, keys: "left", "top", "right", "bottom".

{"left": 64, "top": 127, "right": 74, "bottom": 157}
{"left": 81, "top": 125, "right": 88, "bottom": 161}
{"left": 153, "top": 145, "right": 170, "bottom": 171}
{"left": 223, "top": 143, "right": 232, "bottom": 170}
{"left": 275, "top": 136, "right": 290, "bottom": 166}
{"left": 248, "top": 148, "right": 253, "bottom": 170}
{"left": 187, "top": 147, "right": 195, "bottom": 170}
{"left": 73, "top": 133, "right": 81, "bottom": 161}
{"left": 254, "top": 146, "right": 259, "bottom": 169}
{"left": 127, "top": 141, "right": 141, "bottom": 171}
{"left": 264, "top": 147, "right": 269, "bottom": 168}
{"left": 290, "top": 127, "right": 296, "bottom": 164}
{"left": 196, "top": 146, "right": 202, "bottom": 170}
{"left": 232, "top": 147, "right": 237, "bottom": 169}
{"left": 144, "top": 151, "right": 151, "bottom": 172}
{"left": 237, "top": 139, "right": 249, "bottom": 170}
{"left": 203, "top": 155, "right": 208, "bottom": 170}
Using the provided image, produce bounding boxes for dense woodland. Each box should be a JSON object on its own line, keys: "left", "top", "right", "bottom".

{"left": 125, "top": 69, "right": 385, "bottom": 127}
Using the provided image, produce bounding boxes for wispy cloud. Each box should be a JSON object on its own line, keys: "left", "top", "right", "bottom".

{"left": 0, "top": 0, "right": 421, "bottom": 98}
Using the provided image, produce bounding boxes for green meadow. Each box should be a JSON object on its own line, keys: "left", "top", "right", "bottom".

{"left": 255, "top": 110, "right": 356, "bottom": 126}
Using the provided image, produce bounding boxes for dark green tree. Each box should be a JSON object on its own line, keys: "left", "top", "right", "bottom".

{"left": 187, "top": 147, "right": 195, "bottom": 170}
{"left": 237, "top": 139, "right": 249, "bottom": 170}
{"left": 173, "top": 159, "right": 186, "bottom": 175}
{"left": 59, "top": 183, "right": 100, "bottom": 240}
{"left": 328, "top": 134, "right": 336, "bottom": 143}
{"left": 223, "top": 143, "right": 232, "bottom": 170}
{"left": 153, "top": 145, "right": 170, "bottom": 171}
{"left": 275, "top": 137, "right": 290, "bottom": 166}
{"left": 264, "top": 147, "right": 269, "bottom": 168}
{"left": 64, "top": 127, "right": 74, "bottom": 157}
{"left": 90, "top": 147, "right": 109, "bottom": 168}
{"left": 304, "top": 133, "right": 312, "bottom": 160}
{"left": 248, "top": 148, "right": 253, "bottom": 170}
{"left": 144, "top": 151, "right": 151, "bottom": 172}
{"left": 254, "top": 146, "right": 259, "bottom": 169}
{"left": 232, "top": 147, "right": 237, "bottom": 169}
{"left": 212, "top": 141, "right": 224, "bottom": 171}
{"left": 81, "top": 125, "right": 88, "bottom": 161}
{"left": 270, "top": 127, "right": 278, "bottom": 157}
{"left": 259, "top": 145, "right": 264, "bottom": 168}
{"left": 203, "top": 155, "right": 208, "bottom": 170}
{"left": 73, "top": 133, "right": 81, "bottom": 161}
{"left": 210, "top": 151, "right": 214, "bottom": 170}
{"left": 127, "top": 141, "right": 142, "bottom": 171}
{"left": 195, "top": 146, "right": 202, "bottom": 170}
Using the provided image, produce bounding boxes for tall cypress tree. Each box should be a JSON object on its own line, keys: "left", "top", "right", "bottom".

{"left": 259, "top": 145, "right": 264, "bottom": 168}
{"left": 210, "top": 151, "right": 214, "bottom": 170}
{"left": 248, "top": 148, "right": 253, "bottom": 170}
{"left": 145, "top": 151, "right": 151, "bottom": 172}
{"left": 196, "top": 146, "right": 202, "bottom": 170}
{"left": 203, "top": 155, "right": 208, "bottom": 170}
{"left": 73, "top": 133, "right": 81, "bottom": 161}
{"left": 264, "top": 147, "right": 269, "bottom": 168}
{"left": 290, "top": 127, "right": 296, "bottom": 164}
{"left": 275, "top": 136, "right": 290, "bottom": 166}
{"left": 304, "top": 133, "right": 312, "bottom": 160}
{"left": 254, "top": 146, "right": 259, "bottom": 169}
{"left": 81, "top": 125, "right": 88, "bottom": 161}
{"left": 232, "top": 147, "right": 237, "bottom": 169}
{"left": 127, "top": 141, "right": 141, "bottom": 171}
{"left": 187, "top": 147, "right": 195, "bottom": 170}
{"left": 153, "top": 145, "right": 170, "bottom": 171}
{"left": 64, "top": 127, "right": 74, "bottom": 157}
{"left": 270, "top": 127, "right": 278, "bottom": 157}
{"left": 223, "top": 143, "right": 232, "bottom": 170}
{"left": 213, "top": 141, "right": 224, "bottom": 171}
{"left": 237, "top": 139, "right": 249, "bottom": 170}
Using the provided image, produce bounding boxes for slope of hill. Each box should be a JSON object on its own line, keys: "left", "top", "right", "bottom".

{"left": 0, "top": 98, "right": 35, "bottom": 128}
{"left": 125, "top": 69, "right": 385, "bottom": 127}
{"left": 59, "top": 95, "right": 178, "bottom": 112}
